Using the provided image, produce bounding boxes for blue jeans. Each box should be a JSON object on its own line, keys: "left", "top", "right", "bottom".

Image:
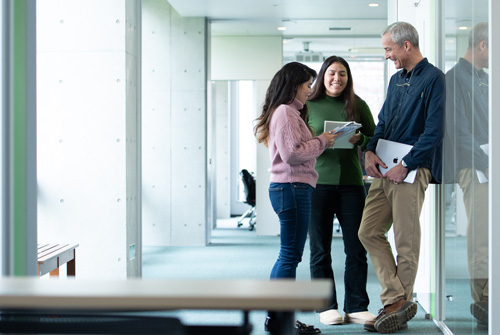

{"left": 309, "top": 184, "right": 369, "bottom": 313}
{"left": 269, "top": 182, "right": 314, "bottom": 279}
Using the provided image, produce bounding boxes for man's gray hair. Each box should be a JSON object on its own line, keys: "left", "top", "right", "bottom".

{"left": 383, "top": 22, "right": 419, "bottom": 48}
{"left": 468, "top": 22, "right": 488, "bottom": 48}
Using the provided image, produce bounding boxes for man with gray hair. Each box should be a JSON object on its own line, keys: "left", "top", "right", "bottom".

{"left": 359, "top": 22, "right": 445, "bottom": 333}
{"left": 444, "top": 21, "right": 489, "bottom": 328}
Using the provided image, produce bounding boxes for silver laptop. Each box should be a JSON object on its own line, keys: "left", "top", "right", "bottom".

{"left": 375, "top": 139, "right": 417, "bottom": 183}
{"left": 324, "top": 121, "right": 362, "bottom": 149}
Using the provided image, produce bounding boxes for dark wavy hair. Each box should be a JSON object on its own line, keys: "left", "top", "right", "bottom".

{"left": 308, "top": 55, "right": 357, "bottom": 121}
{"left": 254, "top": 62, "right": 317, "bottom": 146}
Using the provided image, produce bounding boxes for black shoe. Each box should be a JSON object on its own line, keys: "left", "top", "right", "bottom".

{"left": 266, "top": 317, "right": 321, "bottom": 334}
{"left": 264, "top": 316, "right": 276, "bottom": 333}
{"left": 295, "top": 320, "right": 321, "bottom": 334}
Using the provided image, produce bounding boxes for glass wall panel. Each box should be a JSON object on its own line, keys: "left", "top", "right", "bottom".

{"left": 443, "top": 0, "right": 489, "bottom": 334}
{"left": 211, "top": 80, "right": 257, "bottom": 220}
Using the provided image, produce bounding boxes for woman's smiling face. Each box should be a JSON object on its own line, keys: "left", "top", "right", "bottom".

{"left": 324, "top": 62, "right": 348, "bottom": 97}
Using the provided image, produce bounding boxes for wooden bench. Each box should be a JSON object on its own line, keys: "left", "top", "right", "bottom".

{"left": 0, "top": 277, "right": 331, "bottom": 334}
{"left": 37, "top": 243, "right": 79, "bottom": 277}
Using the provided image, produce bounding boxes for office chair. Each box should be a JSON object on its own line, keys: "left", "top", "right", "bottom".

{"left": 237, "top": 169, "right": 256, "bottom": 231}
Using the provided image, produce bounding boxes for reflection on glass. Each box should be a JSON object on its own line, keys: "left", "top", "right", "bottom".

{"left": 444, "top": 21, "right": 489, "bottom": 333}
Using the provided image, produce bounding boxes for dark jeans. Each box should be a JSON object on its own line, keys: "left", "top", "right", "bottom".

{"left": 269, "top": 182, "right": 314, "bottom": 279}
{"left": 309, "top": 184, "right": 369, "bottom": 313}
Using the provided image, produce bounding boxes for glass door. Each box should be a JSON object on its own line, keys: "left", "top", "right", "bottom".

{"left": 442, "top": 1, "right": 489, "bottom": 333}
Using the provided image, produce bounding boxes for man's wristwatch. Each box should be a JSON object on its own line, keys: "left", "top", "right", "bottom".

{"left": 401, "top": 160, "right": 408, "bottom": 168}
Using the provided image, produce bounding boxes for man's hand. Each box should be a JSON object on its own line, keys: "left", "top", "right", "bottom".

{"left": 384, "top": 163, "right": 409, "bottom": 184}
{"left": 364, "top": 151, "right": 385, "bottom": 178}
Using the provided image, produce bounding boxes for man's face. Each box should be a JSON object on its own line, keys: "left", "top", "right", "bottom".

{"left": 382, "top": 33, "right": 408, "bottom": 70}
{"left": 478, "top": 41, "right": 489, "bottom": 69}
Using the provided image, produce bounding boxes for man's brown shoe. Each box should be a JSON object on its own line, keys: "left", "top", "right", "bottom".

{"left": 471, "top": 299, "right": 488, "bottom": 324}
{"left": 364, "top": 308, "right": 408, "bottom": 333}
{"left": 371, "top": 299, "right": 417, "bottom": 333}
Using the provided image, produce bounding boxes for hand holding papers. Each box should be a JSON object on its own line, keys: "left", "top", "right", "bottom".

{"left": 324, "top": 121, "right": 362, "bottom": 149}
{"left": 330, "top": 121, "right": 362, "bottom": 138}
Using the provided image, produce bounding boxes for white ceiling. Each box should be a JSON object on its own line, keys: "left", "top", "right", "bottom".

{"left": 167, "top": 0, "right": 489, "bottom": 61}
{"left": 167, "top": 0, "right": 388, "bottom": 60}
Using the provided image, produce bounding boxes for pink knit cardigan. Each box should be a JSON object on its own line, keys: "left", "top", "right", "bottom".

{"left": 267, "top": 99, "right": 329, "bottom": 188}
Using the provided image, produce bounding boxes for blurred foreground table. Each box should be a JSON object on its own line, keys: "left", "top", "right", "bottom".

{"left": 0, "top": 277, "right": 331, "bottom": 335}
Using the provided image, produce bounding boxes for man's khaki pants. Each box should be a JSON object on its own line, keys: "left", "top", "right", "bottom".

{"left": 358, "top": 168, "right": 431, "bottom": 307}
{"left": 457, "top": 168, "right": 489, "bottom": 303}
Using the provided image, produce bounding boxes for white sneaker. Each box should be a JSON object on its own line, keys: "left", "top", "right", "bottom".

{"left": 319, "top": 309, "right": 343, "bottom": 325}
{"left": 344, "top": 311, "right": 377, "bottom": 324}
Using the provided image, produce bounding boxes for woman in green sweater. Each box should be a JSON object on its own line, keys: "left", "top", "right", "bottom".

{"left": 306, "top": 55, "right": 376, "bottom": 327}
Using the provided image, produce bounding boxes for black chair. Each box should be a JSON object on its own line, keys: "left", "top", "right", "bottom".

{"left": 237, "top": 169, "right": 256, "bottom": 230}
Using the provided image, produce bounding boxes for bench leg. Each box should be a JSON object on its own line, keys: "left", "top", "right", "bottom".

{"left": 67, "top": 258, "right": 76, "bottom": 276}
{"left": 269, "top": 311, "right": 295, "bottom": 335}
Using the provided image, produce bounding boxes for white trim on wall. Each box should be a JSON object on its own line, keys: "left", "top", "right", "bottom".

{"left": 489, "top": 1, "right": 499, "bottom": 333}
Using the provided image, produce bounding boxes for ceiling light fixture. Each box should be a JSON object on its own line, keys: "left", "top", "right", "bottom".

{"left": 328, "top": 27, "right": 352, "bottom": 31}
{"left": 368, "top": 3, "right": 380, "bottom": 7}
{"left": 277, "top": 26, "right": 287, "bottom": 31}
{"left": 458, "top": 26, "right": 468, "bottom": 30}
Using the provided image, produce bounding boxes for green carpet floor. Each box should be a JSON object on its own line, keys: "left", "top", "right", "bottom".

{"left": 141, "top": 223, "right": 459, "bottom": 334}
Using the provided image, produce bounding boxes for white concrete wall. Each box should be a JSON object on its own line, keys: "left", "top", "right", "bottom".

{"left": 397, "top": 0, "right": 432, "bottom": 63}
{"left": 142, "top": 0, "right": 208, "bottom": 246}
{"left": 211, "top": 36, "right": 282, "bottom": 81}
{"left": 141, "top": 0, "right": 172, "bottom": 246}
{"left": 37, "top": 0, "right": 141, "bottom": 278}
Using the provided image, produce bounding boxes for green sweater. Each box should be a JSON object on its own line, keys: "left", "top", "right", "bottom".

{"left": 306, "top": 95, "right": 376, "bottom": 185}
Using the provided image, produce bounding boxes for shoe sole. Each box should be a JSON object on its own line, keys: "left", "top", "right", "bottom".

{"left": 364, "top": 321, "right": 407, "bottom": 332}
{"left": 319, "top": 318, "right": 343, "bottom": 325}
{"left": 344, "top": 316, "right": 368, "bottom": 324}
{"left": 375, "top": 302, "right": 417, "bottom": 334}
{"left": 471, "top": 302, "right": 488, "bottom": 323}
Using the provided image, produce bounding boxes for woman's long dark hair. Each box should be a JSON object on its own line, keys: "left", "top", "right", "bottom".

{"left": 254, "top": 62, "right": 317, "bottom": 146}
{"left": 308, "top": 55, "right": 358, "bottom": 121}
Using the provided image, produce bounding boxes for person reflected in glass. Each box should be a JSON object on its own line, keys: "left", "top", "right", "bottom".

{"left": 306, "top": 55, "right": 376, "bottom": 327}
{"left": 358, "top": 22, "right": 445, "bottom": 333}
{"left": 444, "top": 21, "right": 489, "bottom": 328}
{"left": 254, "top": 62, "right": 341, "bottom": 334}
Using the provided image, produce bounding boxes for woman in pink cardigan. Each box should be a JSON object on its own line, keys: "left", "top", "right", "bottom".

{"left": 254, "top": 62, "right": 341, "bottom": 334}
